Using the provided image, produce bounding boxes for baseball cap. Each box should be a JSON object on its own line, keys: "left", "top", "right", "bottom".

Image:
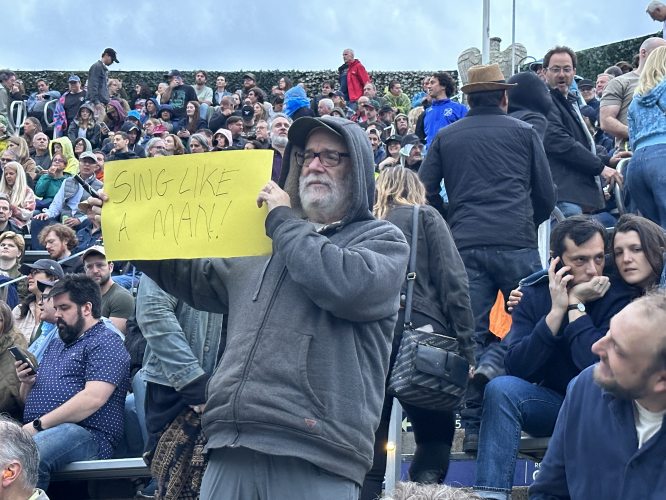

{"left": 36, "top": 278, "right": 56, "bottom": 294}
{"left": 68, "top": 74, "right": 81, "bottom": 83}
{"left": 328, "top": 90, "right": 344, "bottom": 98}
{"left": 287, "top": 116, "right": 343, "bottom": 149}
{"left": 82, "top": 245, "right": 106, "bottom": 261}
{"left": 79, "top": 152, "right": 99, "bottom": 163}
{"left": 578, "top": 79, "right": 594, "bottom": 90}
{"left": 165, "top": 69, "right": 182, "bottom": 79}
{"left": 243, "top": 72, "right": 257, "bottom": 81}
{"left": 379, "top": 105, "right": 394, "bottom": 114}
{"left": 400, "top": 133, "right": 424, "bottom": 147}
{"left": 103, "top": 48, "right": 119, "bottom": 63}
{"left": 241, "top": 105, "right": 254, "bottom": 120}
{"left": 20, "top": 259, "right": 65, "bottom": 279}
{"left": 385, "top": 134, "right": 402, "bottom": 145}
{"left": 364, "top": 99, "right": 380, "bottom": 110}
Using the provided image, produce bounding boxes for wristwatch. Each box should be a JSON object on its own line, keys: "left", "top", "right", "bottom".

{"left": 567, "top": 303, "right": 586, "bottom": 312}
{"left": 32, "top": 418, "right": 44, "bottom": 432}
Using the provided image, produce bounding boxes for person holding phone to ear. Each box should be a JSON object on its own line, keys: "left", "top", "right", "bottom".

{"left": 471, "top": 215, "right": 636, "bottom": 500}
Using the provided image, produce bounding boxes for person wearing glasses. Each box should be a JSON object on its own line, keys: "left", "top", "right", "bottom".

{"left": 34, "top": 153, "right": 69, "bottom": 210}
{"left": 542, "top": 46, "right": 628, "bottom": 219}
{"left": 89, "top": 115, "right": 409, "bottom": 500}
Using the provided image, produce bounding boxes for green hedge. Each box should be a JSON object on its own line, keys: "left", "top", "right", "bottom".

{"left": 12, "top": 69, "right": 450, "bottom": 102}
{"left": 12, "top": 31, "right": 661, "bottom": 100}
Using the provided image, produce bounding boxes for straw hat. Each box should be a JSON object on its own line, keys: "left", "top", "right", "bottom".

{"left": 461, "top": 63, "right": 517, "bottom": 94}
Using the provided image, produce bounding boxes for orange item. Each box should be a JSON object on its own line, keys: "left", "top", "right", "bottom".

{"left": 489, "top": 291, "right": 512, "bottom": 339}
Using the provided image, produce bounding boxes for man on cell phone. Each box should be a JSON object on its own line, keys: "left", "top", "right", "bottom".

{"left": 15, "top": 274, "right": 130, "bottom": 491}
{"left": 471, "top": 216, "right": 636, "bottom": 499}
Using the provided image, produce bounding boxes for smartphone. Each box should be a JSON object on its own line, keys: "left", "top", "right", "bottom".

{"left": 9, "top": 346, "right": 37, "bottom": 376}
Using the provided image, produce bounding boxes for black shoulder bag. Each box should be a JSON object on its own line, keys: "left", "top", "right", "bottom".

{"left": 387, "top": 205, "right": 469, "bottom": 411}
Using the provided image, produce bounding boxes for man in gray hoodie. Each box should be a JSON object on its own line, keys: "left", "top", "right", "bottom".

{"left": 92, "top": 116, "right": 409, "bottom": 499}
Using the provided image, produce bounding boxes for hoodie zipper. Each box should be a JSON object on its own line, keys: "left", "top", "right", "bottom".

{"left": 230, "top": 266, "right": 288, "bottom": 446}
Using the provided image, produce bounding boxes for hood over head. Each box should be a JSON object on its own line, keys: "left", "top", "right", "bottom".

{"left": 49, "top": 136, "right": 75, "bottom": 160}
{"left": 77, "top": 102, "right": 96, "bottom": 119}
{"left": 278, "top": 116, "right": 375, "bottom": 226}
{"left": 145, "top": 97, "right": 160, "bottom": 115}
{"left": 158, "top": 104, "right": 174, "bottom": 120}
{"left": 106, "top": 99, "right": 127, "bottom": 120}
{"left": 507, "top": 71, "right": 552, "bottom": 116}
{"left": 74, "top": 137, "right": 93, "bottom": 154}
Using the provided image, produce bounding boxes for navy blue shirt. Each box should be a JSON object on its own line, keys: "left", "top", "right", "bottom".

{"left": 24, "top": 321, "right": 130, "bottom": 458}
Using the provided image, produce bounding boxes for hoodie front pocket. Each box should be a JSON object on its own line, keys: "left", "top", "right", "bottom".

{"left": 239, "top": 327, "right": 326, "bottom": 433}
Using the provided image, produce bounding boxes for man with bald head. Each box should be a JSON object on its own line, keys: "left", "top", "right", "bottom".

{"left": 338, "top": 48, "right": 370, "bottom": 107}
{"left": 31, "top": 132, "right": 51, "bottom": 171}
{"left": 600, "top": 36, "right": 666, "bottom": 150}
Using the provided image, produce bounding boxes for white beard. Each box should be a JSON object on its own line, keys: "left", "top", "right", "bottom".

{"left": 299, "top": 172, "right": 351, "bottom": 224}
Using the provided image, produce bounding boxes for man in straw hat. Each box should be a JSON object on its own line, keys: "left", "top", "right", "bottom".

{"left": 419, "top": 63, "right": 556, "bottom": 454}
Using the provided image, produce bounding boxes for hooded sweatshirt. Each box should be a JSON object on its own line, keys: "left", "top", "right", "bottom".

{"left": 67, "top": 102, "right": 102, "bottom": 149}
{"left": 628, "top": 79, "right": 666, "bottom": 151}
{"left": 508, "top": 71, "right": 552, "bottom": 140}
{"left": 135, "top": 116, "right": 409, "bottom": 485}
{"left": 48, "top": 136, "right": 79, "bottom": 175}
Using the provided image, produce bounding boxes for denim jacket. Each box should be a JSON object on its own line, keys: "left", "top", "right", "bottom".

{"left": 136, "top": 275, "right": 224, "bottom": 390}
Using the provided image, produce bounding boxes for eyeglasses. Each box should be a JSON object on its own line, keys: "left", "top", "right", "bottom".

{"left": 547, "top": 66, "right": 574, "bottom": 74}
{"left": 0, "top": 158, "right": 10, "bottom": 163}
{"left": 295, "top": 150, "right": 350, "bottom": 168}
{"left": 52, "top": 158, "right": 65, "bottom": 164}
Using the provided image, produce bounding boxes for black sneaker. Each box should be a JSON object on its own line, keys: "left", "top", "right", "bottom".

{"left": 136, "top": 478, "right": 157, "bottom": 499}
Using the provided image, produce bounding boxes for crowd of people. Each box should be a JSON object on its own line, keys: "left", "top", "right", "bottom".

{"left": 0, "top": 13, "right": 666, "bottom": 499}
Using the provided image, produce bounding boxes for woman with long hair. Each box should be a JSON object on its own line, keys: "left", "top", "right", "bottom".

{"left": 627, "top": 45, "right": 666, "bottom": 229}
{"left": 253, "top": 102, "right": 268, "bottom": 122}
{"left": 361, "top": 166, "right": 475, "bottom": 499}
{"left": 67, "top": 102, "right": 102, "bottom": 149}
{"left": 0, "top": 301, "right": 36, "bottom": 421}
{"left": 6, "top": 136, "right": 39, "bottom": 183}
{"left": 0, "top": 161, "right": 36, "bottom": 229}
{"left": 611, "top": 213, "right": 666, "bottom": 291}
{"left": 164, "top": 134, "right": 185, "bottom": 155}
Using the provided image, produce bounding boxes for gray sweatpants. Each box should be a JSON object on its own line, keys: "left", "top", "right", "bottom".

{"left": 199, "top": 447, "right": 360, "bottom": 500}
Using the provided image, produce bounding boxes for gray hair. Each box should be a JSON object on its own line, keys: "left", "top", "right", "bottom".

{"left": 189, "top": 133, "right": 210, "bottom": 151}
{"left": 0, "top": 415, "right": 39, "bottom": 491}
{"left": 382, "top": 482, "right": 481, "bottom": 500}
{"left": 318, "top": 98, "right": 334, "bottom": 112}
{"left": 0, "top": 70, "right": 15, "bottom": 83}
{"left": 647, "top": 1, "right": 665, "bottom": 14}
{"left": 269, "top": 113, "right": 292, "bottom": 130}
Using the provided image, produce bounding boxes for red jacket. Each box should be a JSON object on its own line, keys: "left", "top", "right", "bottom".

{"left": 346, "top": 59, "right": 370, "bottom": 102}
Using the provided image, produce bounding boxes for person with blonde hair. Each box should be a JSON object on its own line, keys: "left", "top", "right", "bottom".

{"left": 627, "top": 45, "right": 666, "bottom": 229}
{"left": 0, "top": 161, "right": 36, "bottom": 229}
{"left": 6, "top": 136, "right": 39, "bottom": 182}
{"left": 362, "top": 166, "right": 474, "bottom": 500}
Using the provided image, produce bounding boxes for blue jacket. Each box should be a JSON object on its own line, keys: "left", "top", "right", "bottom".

{"left": 628, "top": 79, "right": 666, "bottom": 151}
{"left": 504, "top": 270, "right": 634, "bottom": 395}
{"left": 529, "top": 365, "right": 666, "bottom": 499}
{"left": 423, "top": 98, "right": 467, "bottom": 148}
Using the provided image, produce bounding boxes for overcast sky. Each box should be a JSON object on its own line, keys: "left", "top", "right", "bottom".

{"left": 6, "top": 0, "right": 659, "bottom": 73}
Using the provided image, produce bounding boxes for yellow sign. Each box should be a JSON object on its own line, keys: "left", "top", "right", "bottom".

{"left": 101, "top": 150, "right": 274, "bottom": 260}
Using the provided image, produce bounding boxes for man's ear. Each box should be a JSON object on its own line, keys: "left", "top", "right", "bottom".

{"left": 2, "top": 462, "right": 21, "bottom": 487}
{"left": 108, "top": 261, "right": 114, "bottom": 273}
